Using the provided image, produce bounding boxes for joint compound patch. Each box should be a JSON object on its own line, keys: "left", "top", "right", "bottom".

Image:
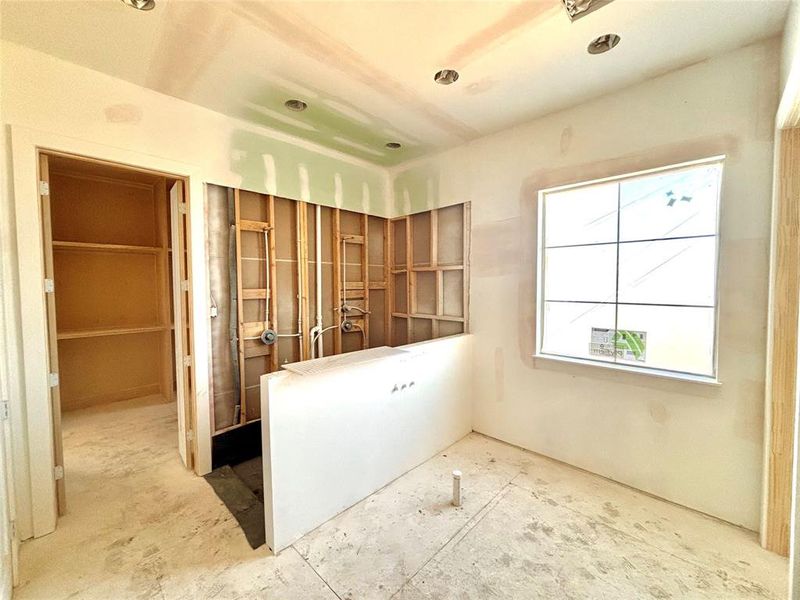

{"left": 590, "top": 327, "right": 646, "bottom": 362}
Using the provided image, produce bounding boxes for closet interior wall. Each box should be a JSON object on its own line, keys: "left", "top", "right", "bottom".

{"left": 47, "top": 155, "right": 176, "bottom": 412}
{"left": 206, "top": 185, "right": 470, "bottom": 436}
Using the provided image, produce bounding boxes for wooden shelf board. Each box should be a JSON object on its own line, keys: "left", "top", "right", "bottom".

{"left": 52, "top": 240, "right": 162, "bottom": 254}
{"left": 57, "top": 325, "right": 169, "bottom": 340}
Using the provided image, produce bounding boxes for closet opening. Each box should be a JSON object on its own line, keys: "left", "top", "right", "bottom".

{"left": 38, "top": 151, "right": 196, "bottom": 517}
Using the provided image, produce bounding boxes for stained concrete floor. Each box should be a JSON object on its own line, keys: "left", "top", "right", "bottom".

{"left": 15, "top": 397, "right": 787, "bottom": 599}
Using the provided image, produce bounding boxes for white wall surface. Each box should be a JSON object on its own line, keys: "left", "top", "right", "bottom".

{"left": 779, "top": 0, "right": 800, "bottom": 127}
{"left": 390, "top": 39, "right": 780, "bottom": 530}
{"left": 261, "top": 336, "right": 473, "bottom": 552}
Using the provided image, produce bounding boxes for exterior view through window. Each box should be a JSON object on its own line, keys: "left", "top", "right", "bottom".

{"left": 537, "top": 158, "right": 723, "bottom": 379}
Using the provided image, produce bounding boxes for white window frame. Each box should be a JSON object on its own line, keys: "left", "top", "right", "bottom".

{"left": 535, "top": 156, "right": 724, "bottom": 384}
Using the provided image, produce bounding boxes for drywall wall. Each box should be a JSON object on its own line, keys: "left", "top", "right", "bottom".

{"left": 390, "top": 39, "right": 780, "bottom": 530}
{"left": 261, "top": 335, "right": 473, "bottom": 552}
{"left": 783, "top": 0, "right": 800, "bottom": 92}
{"left": 0, "top": 41, "right": 389, "bottom": 214}
{"left": 0, "top": 40, "right": 388, "bottom": 540}
{"left": 779, "top": 0, "right": 800, "bottom": 127}
{"left": 0, "top": 410, "right": 12, "bottom": 600}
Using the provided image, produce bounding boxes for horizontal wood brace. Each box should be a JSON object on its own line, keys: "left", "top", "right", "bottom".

{"left": 412, "top": 265, "right": 464, "bottom": 272}
{"left": 241, "top": 288, "right": 268, "bottom": 300}
{"left": 341, "top": 234, "right": 364, "bottom": 244}
{"left": 238, "top": 219, "right": 271, "bottom": 232}
{"left": 244, "top": 345, "right": 271, "bottom": 358}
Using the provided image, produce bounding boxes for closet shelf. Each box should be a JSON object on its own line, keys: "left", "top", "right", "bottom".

{"left": 57, "top": 325, "right": 170, "bottom": 340}
{"left": 52, "top": 240, "right": 163, "bottom": 254}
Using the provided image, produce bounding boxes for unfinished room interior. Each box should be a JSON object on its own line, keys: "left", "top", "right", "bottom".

{"left": 2, "top": 0, "right": 800, "bottom": 598}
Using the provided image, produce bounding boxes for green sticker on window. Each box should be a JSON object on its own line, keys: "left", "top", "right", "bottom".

{"left": 590, "top": 327, "right": 647, "bottom": 362}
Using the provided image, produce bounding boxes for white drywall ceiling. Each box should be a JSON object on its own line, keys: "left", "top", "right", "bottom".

{"left": 0, "top": 0, "right": 789, "bottom": 165}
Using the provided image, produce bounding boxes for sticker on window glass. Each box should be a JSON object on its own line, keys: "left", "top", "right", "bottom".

{"left": 590, "top": 328, "right": 647, "bottom": 362}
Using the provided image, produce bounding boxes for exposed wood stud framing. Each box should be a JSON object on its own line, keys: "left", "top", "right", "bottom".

{"left": 332, "top": 209, "right": 343, "bottom": 355}
{"left": 361, "top": 213, "right": 370, "bottom": 349}
{"left": 406, "top": 215, "right": 414, "bottom": 341}
{"left": 211, "top": 192, "right": 470, "bottom": 436}
{"left": 298, "top": 201, "right": 310, "bottom": 361}
{"left": 233, "top": 189, "right": 247, "bottom": 426}
{"left": 765, "top": 127, "right": 800, "bottom": 556}
{"left": 268, "top": 195, "right": 278, "bottom": 373}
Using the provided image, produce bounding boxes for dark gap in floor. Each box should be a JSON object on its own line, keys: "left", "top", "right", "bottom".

{"left": 212, "top": 420, "right": 262, "bottom": 469}
{"left": 207, "top": 422, "right": 265, "bottom": 549}
{"left": 204, "top": 464, "right": 265, "bottom": 549}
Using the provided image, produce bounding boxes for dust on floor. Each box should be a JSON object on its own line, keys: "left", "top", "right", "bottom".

{"left": 14, "top": 398, "right": 787, "bottom": 599}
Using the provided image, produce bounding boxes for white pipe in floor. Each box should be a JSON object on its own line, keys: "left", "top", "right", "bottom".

{"left": 452, "top": 470, "right": 462, "bottom": 507}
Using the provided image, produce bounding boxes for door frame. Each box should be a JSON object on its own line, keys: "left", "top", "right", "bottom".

{"left": 9, "top": 126, "right": 212, "bottom": 540}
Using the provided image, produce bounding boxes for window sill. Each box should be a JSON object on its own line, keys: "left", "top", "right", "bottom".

{"left": 533, "top": 353, "right": 721, "bottom": 387}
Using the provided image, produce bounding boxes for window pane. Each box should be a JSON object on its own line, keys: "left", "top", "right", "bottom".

{"left": 544, "top": 182, "right": 618, "bottom": 247}
{"left": 617, "top": 237, "right": 716, "bottom": 306}
{"left": 541, "top": 302, "right": 616, "bottom": 362}
{"left": 544, "top": 245, "right": 616, "bottom": 303}
{"left": 619, "top": 164, "right": 720, "bottom": 241}
{"left": 616, "top": 304, "right": 715, "bottom": 375}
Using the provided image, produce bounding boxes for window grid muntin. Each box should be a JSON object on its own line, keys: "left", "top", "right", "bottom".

{"left": 537, "top": 159, "right": 722, "bottom": 379}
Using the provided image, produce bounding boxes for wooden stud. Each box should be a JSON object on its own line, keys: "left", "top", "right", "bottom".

{"left": 765, "top": 128, "right": 800, "bottom": 556}
{"left": 233, "top": 189, "right": 246, "bottom": 426}
{"left": 268, "top": 195, "right": 279, "bottom": 373}
{"left": 406, "top": 216, "right": 414, "bottom": 341}
{"left": 361, "top": 214, "right": 370, "bottom": 350}
{"left": 332, "top": 209, "right": 342, "bottom": 354}
{"left": 383, "top": 218, "right": 391, "bottom": 347}
{"left": 298, "top": 201, "right": 311, "bottom": 361}
{"left": 430, "top": 209, "right": 440, "bottom": 339}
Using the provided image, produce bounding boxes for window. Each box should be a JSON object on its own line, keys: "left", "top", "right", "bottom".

{"left": 536, "top": 158, "right": 723, "bottom": 380}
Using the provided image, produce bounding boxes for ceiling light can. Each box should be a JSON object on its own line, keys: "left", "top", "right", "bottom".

{"left": 434, "top": 69, "right": 460, "bottom": 85}
{"left": 284, "top": 99, "right": 308, "bottom": 112}
{"left": 121, "top": 0, "right": 155, "bottom": 10}
{"left": 587, "top": 33, "right": 620, "bottom": 55}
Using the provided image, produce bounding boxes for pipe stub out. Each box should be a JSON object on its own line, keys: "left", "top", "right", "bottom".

{"left": 452, "top": 469, "right": 462, "bottom": 507}
{"left": 341, "top": 320, "right": 355, "bottom": 333}
{"left": 260, "top": 329, "right": 277, "bottom": 345}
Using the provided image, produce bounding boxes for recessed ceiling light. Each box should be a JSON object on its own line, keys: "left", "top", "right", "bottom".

{"left": 120, "top": 0, "right": 155, "bottom": 10}
{"left": 284, "top": 99, "right": 308, "bottom": 112}
{"left": 587, "top": 34, "right": 620, "bottom": 55}
{"left": 386, "top": 142, "right": 402, "bottom": 149}
{"left": 434, "top": 69, "right": 460, "bottom": 85}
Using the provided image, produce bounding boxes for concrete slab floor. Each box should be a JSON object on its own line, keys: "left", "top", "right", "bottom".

{"left": 15, "top": 398, "right": 787, "bottom": 599}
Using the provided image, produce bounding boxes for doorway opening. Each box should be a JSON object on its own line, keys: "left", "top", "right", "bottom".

{"left": 38, "top": 151, "right": 196, "bottom": 517}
